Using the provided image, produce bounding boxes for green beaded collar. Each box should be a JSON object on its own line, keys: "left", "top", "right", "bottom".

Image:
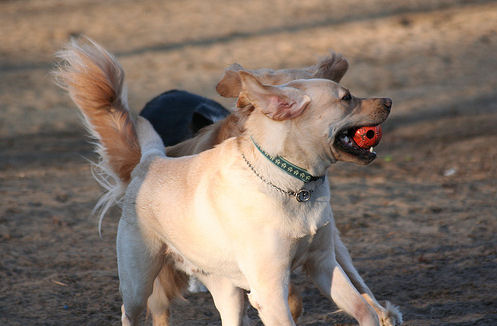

{"left": 250, "top": 137, "right": 323, "bottom": 183}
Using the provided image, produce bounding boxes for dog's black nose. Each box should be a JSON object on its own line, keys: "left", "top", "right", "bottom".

{"left": 383, "top": 98, "right": 392, "bottom": 111}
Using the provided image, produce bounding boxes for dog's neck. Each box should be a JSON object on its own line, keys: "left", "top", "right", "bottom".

{"left": 237, "top": 111, "right": 333, "bottom": 197}
{"left": 249, "top": 136, "right": 322, "bottom": 183}
{"left": 243, "top": 110, "right": 333, "bottom": 177}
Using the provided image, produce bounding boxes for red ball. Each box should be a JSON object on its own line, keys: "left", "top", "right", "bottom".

{"left": 353, "top": 125, "right": 382, "bottom": 148}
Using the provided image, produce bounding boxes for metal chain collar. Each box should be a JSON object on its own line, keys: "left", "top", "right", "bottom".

{"left": 241, "top": 152, "right": 312, "bottom": 202}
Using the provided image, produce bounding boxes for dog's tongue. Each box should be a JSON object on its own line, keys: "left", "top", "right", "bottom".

{"left": 353, "top": 125, "right": 382, "bottom": 148}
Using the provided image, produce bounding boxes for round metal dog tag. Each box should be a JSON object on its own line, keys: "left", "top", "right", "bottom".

{"left": 296, "top": 190, "right": 311, "bottom": 202}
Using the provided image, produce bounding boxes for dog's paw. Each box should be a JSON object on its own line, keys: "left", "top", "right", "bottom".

{"left": 378, "top": 301, "right": 403, "bottom": 326}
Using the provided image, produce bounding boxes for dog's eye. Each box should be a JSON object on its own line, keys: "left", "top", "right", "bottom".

{"left": 341, "top": 92, "right": 352, "bottom": 101}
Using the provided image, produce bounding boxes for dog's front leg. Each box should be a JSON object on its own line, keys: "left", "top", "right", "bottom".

{"left": 196, "top": 274, "right": 251, "bottom": 326}
{"left": 306, "top": 224, "right": 379, "bottom": 326}
{"left": 245, "top": 267, "right": 294, "bottom": 326}
{"left": 335, "top": 232, "right": 402, "bottom": 326}
{"left": 117, "top": 218, "right": 163, "bottom": 326}
{"left": 238, "top": 234, "right": 295, "bottom": 326}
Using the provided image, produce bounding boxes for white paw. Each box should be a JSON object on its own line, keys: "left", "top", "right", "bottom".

{"left": 379, "top": 301, "right": 403, "bottom": 326}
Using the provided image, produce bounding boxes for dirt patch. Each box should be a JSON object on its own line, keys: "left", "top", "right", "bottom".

{"left": 1, "top": 1, "right": 496, "bottom": 325}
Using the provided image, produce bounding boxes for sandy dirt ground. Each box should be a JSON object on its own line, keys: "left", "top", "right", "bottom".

{"left": 1, "top": 0, "right": 496, "bottom": 325}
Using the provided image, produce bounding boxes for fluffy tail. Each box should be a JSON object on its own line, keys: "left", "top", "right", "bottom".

{"left": 53, "top": 37, "right": 141, "bottom": 233}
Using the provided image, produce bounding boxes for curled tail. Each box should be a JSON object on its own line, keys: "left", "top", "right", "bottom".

{"left": 53, "top": 37, "right": 141, "bottom": 232}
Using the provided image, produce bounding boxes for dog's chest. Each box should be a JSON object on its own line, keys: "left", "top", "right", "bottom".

{"left": 277, "top": 184, "right": 333, "bottom": 238}
{"left": 165, "top": 241, "right": 249, "bottom": 288}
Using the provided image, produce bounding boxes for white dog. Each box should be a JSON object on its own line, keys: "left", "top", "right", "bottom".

{"left": 54, "top": 38, "right": 402, "bottom": 326}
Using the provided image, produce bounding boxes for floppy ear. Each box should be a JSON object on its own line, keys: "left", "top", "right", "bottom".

{"left": 216, "top": 63, "right": 244, "bottom": 98}
{"left": 238, "top": 71, "right": 311, "bottom": 121}
{"left": 217, "top": 52, "right": 349, "bottom": 99}
{"left": 312, "top": 51, "right": 349, "bottom": 82}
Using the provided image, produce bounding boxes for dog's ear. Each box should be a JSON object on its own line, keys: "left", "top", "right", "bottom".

{"left": 216, "top": 63, "right": 244, "bottom": 98}
{"left": 217, "top": 52, "right": 349, "bottom": 98}
{"left": 312, "top": 51, "right": 349, "bottom": 83}
{"left": 238, "top": 71, "right": 311, "bottom": 121}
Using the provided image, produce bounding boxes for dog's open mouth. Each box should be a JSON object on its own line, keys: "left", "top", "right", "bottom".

{"left": 333, "top": 126, "right": 379, "bottom": 162}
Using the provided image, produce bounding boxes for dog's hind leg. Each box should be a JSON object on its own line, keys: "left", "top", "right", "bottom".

{"left": 147, "top": 277, "right": 171, "bottom": 326}
{"left": 117, "top": 218, "right": 163, "bottom": 326}
{"left": 147, "top": 261, "right": 189, "bottom": 326}
{"left": 196, "top": 274, "right": 250, "bottom": 326}
{"left": 306, "top": 225, "right": 379, "bottom": 326}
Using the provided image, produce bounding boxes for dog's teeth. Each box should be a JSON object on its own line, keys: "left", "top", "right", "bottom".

{"left": 369, "top": 147, "right": 374, "bottom": 153}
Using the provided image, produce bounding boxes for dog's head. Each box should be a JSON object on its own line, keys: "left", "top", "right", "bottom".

{"left": 238, "top": 72, "right": 391, "bottom": 166}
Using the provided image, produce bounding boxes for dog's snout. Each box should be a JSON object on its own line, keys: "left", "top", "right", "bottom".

{"left": 383, "top": 98, "right": 392, "bottom": 111}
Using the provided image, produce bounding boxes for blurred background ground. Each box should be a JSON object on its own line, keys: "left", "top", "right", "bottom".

{"left": 1, "top": 0, "right": 496, "bottom": 325}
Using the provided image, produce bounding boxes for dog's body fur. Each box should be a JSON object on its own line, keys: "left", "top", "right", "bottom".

{"left": 55, "top": 38, "right": 402, "bottom": 326}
